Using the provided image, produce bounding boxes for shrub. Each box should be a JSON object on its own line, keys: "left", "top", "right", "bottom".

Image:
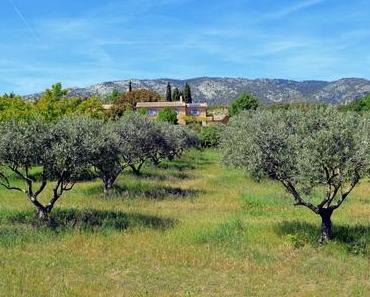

{"left": 229, "top": 93, "right": 259, "bottom": 116}
{"left": 158, "top": 107, "right": 178, "bottom": 124}
{"left": 199, "top": 125, "right": 223, "bottom": 148}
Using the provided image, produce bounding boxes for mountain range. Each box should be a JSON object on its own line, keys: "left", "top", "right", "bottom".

{"left": 25, "top": 77, "right": 370, "bottom": 105}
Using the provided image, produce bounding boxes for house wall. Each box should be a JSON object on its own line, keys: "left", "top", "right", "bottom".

{"left": 136, "top": 103, "right": 208, "bottom": 125}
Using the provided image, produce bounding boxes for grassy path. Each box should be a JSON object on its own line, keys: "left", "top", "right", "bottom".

{"left": 0, "top": 150, "right": 369, "bottom": 296}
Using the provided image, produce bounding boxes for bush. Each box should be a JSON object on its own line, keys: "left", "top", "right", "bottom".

{"left": 229, "top": 93, "right": 259, "bottom": 116}
{"left": 199, "top": 125, "right": 223, "bottom": 148}
{"left": 158, "top": 107, "right": 178, "bottom": 124}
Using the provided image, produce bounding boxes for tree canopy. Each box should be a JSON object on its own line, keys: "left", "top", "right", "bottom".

{"left": 166, "top": 83, "right": 172, "bottom": 102}
{"left": 229, "top": 93, "right": 259, "bottom": 116}
{"left": 222, "top": 107, "right": 370, "bottom": 242}
{"left": 0, "top": 117, "right": 97, "bottom": 220}
{"left": 172, "top": 88, "right": 180, "bottom": 101}
{"left": 183, "top": 83, "right": 192, "bottom": 104}
{"left": 111, "top": 89, "right": 163, "bottom": 118}
{"left": 339, "top": 94, "right": 370, "bottom": 112}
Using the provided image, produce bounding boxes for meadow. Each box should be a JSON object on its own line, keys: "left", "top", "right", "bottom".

{"left": 0, "top": 149, "right": 368, "bottom": 297}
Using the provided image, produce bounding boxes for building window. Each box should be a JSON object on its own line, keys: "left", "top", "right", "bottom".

{"left": 148, "top": 109, "right": 157, "bottom": 116}
{"left": 189, "top": 108, "right": 200, "bottom": 116}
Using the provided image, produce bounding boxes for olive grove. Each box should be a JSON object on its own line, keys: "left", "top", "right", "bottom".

{"left": 222, "top": 107, "right": 370, "bottom": 243}
{"left": 0, "top": 115, "right": 199, "bottom": 215}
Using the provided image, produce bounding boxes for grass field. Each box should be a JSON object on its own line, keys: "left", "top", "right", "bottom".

{"left": 0, "top": 149, "right": 369, "bottom": 297}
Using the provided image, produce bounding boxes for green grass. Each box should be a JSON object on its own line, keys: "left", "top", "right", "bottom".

{"left": 0, "top": 149, "right": 369, "bottom": 297}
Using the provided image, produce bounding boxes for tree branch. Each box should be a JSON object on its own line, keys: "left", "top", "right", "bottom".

{"left": 282, "top": 180, "right": 319, "bottom": 214}
{"left": 331, "top": 180, "right": 358, "bottom": 210}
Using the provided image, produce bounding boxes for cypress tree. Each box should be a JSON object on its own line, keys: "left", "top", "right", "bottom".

{"left": 172, "top": 87, "right": 180, "bottom": 101}
{"left": 128, "top": 81, "right": 132, "bottom": 92}
{"left": 183, "top": 83, "right": 192, "bottom": 103}
{"left": 166, "top": 82, "right": 172, "bottom": 101}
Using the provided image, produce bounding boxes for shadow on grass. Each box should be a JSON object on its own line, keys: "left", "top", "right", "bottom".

{"left": 11, "top": 208, "right": 176, "bottom": 231}
{"left": 276, "top": 220, "right": 369, "bottom": 256}
{"left": 0, "top": 208, "right": 176, "bottom": 247}
{"left": 85, "top": 183, "right": 203, "bottom": 200}
{"left": 130, "top": 171, "right": 190, "bottom": 181}
{"left": 158, "top": 155, "right": 213, "bottom": 171}
{"left": 116, "top": 184, "right": 202, "bottom": 200}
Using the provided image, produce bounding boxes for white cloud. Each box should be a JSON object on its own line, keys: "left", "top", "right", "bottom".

{"left": 266, "top": 0, "right": 326, "bottom": 19}
{"left": 7, "top": 0, "right": 40, "bottom": 42}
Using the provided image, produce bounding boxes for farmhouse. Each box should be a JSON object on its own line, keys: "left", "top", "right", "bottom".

{"left": 136, "top": 101, "right": 208, "bottom": 125}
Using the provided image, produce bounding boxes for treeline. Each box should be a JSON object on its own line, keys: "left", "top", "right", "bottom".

{"left": 0, "top": 82, "right": 196, "bottom": 122}
{"left": 0, "top": 83, "right": 165, "bottom": 121}
{"left": 0, "top": 114, "right": 198, "bottom": 221}
{"left": 0, "top": 84, "right": 106, "bottom": 121}
{"left": 228, "top": 92, "right": 370, "bottom": 117}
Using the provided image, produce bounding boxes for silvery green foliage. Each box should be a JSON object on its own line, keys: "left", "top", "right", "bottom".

{"left": 87, "top": 120, "right": 123, "bottom": 193}
{"left": 222, "top": 107, "right": 370, "bottom": 242}
{"left": 46, "top": 117, "right": 98, "bottom": 181}
{"left": 0, "top": 119, "right": 48, "bottom": 171}
{"left": 0, "top": 117, "right": 97, "bottom": 218}
{"left": 113, "top": 113, "right": 165, "bottom": 174}
{"left": 156, "top": 122, "right": 199, "bottom": 162}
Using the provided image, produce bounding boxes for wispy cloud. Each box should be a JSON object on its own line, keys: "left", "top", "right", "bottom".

{"left": 7, "top": 0, "right": 40, "bottom": 42}
{"left": 266, "top": 0, "right": 326, "bottom": 19}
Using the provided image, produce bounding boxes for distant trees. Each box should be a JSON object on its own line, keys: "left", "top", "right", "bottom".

{"left": 158, "top": 107, "right": 178, "bottom": 124}
{"left": 172, "top": 88, "right": 180, "bottom": 101}
{"left": 222, "top": 107, "right": 370, "bottom": 243}
{"left": 105, "top": 89, "right": 122, "bottom": 103}
{"left": 183, "top": 83, "right": 192, "bottom": 103}
{"left": 76, "top": 97, "right": 106, "bottom": 119}
{"left": 339, "top": 94, "right": 370, "bottom": 112}
{"left": 170, "top": 84, "right": 192, "bottom": 103}
{"left": 32, "top": 83, "right": 109, "bottom": 121}
{"left": 229, "top": 93, "right": 259, "bottom": 116}
{"left": 111, "top": 89, "right": 162, "bottom": 118}
{"left": 166, "top": 83, "right": 172, "bottom": 102}
{"left": 0, "top": 95, "right": 36, "bottom": 121}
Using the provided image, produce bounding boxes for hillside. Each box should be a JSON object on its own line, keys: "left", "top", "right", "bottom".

{"left": 25, "top": 77, "right": 370, "bottom": 105}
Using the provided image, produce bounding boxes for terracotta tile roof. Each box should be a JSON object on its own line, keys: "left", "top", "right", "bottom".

{"left": 136, "top": 101, "right": 186, "bottom": 108}
{"left": 187, "top": 103, "right": 208, "bottom": 107}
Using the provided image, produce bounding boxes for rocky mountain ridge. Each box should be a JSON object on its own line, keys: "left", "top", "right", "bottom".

{"left": 24, "top": 77, "right": 370, "bottom": 105}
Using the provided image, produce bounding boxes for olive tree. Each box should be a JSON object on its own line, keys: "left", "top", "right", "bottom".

{"left": 88, "top": 120, "right": 124, "bottom": 194}
{"left": 0, "top": 117, "right": 96, "bottom": 221}
{"left": 154, "top": 122, "right": 199, "bottom": 163}
{"left": 113, "top": 113, "right": 165, "bottom": 175}
{"left": 222, "top": 107, "right": 370, "bottom": 243}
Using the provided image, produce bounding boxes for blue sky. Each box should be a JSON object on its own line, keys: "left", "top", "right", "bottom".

{"left": 1, "top": 0, "right": 370, "bottom": 94}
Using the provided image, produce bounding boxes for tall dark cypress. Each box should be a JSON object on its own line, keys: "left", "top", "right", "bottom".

{"left": 183, "top": 83, "right": 192, "bottom": 103}
{"left": 128, "top": 81, "right": 132, "bottom": 92}
{"left": 172, "top": 87, "right": 180, "bottom": 101}
{"left": 166, "top": 82, "right": 172, "bottom": 101}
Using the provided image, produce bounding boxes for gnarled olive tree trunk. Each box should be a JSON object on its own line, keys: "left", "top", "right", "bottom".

{"left": 318, "top": 208, "right": 334, "bottom": 244}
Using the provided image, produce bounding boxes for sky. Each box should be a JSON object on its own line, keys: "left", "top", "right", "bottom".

{"left": 1, "top": 0, "right": 370, "bottom": 95}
